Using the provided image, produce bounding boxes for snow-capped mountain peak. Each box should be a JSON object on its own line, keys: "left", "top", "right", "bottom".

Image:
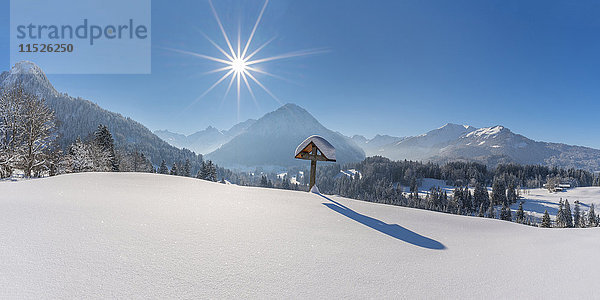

{"left": 0, "top": 61, "right": 58, "bottom": 96}
{"left": 465, "top": 125, "right": 508, "bottom": 138}
{"left": 437, "top": 123, "right": 476, "bottom": 131}
{"left": 9, "top": 61, "right": 45, "bottom": 76}
{"left": 205, "top": 103, "right": 365, "bottom": 169}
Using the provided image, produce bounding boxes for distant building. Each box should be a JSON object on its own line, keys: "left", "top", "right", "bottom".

{"left": 543, "top": 182, "right": 571, "bottom": 192}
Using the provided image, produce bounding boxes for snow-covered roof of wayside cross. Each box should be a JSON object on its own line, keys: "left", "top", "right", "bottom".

{"left": 294, "top": 135, "right": 336, "bottom": 161}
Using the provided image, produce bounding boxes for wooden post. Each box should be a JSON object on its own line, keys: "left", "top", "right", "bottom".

{"left": 309, "top": 146, "right": 317, "bottom": 191}
{"left": 309, "top": 159, "right": 317, "bottom": 191}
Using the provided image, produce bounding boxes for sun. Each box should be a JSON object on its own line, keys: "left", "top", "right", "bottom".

{"left": 231, "top": 58, "right": 246, "bottom": 74}
{"left": 166, "top": 0, "right": 326, "bottom": 118}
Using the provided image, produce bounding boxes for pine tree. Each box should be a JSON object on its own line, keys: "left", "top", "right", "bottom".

{"left": 452, "top": 187, "right": 463, "bottom": 214}
{"left": 477, "top": 203, "right": 485, "bottom": 217}
{"left": 588, "top": 204, "right": 597, "bottom": 227}
{"left": 93, "top": 124, "right": 118, "bottom": 171}
{"left": 541, "top": 210, "right": 551, "bottom": 228}
{"left": 500, "top": 202, "right": 512, "bottom": 221}
{"left": 486, "top": 200, "right": 495, "bottom": 218}
{"left": 158, "top": 160, "right": 168, "bottom": 174}
{"left": 196, "top": 161, "right": 206, "bottom": 179}
{"left": 182, "top": 159, "right": 191, "bottom": 177}
{"left": 556, "top": 199, "right": 565, "bottom": 227}
{"left": 506, "top": 183, "right": 517, "bottom": 204}
{"left": 491, "top": 178, "right": 507, "bottom": 206}
{"left": 170, "top": 162, "right": 179, "bottom": 176}
{"left": 196, "top": 160, "right": 217, "bottom": 181}
{"left": 573, "top": 201, "right": 581, "bottom": 228}
{"left": 516, "top": 201, "right": 525, "bottom": 223}
{"left": 410, "top": 177, "right": 419, "bottom": 199}
{"left": 474, "top": 182, "right": 490, "bottom": 212}
{"left": 564, "top": 199, "right": 573, "bottom": 228}
{"left": 206, "top": 160, "right": 217, "bottom": 182}
{"left": 464, "top": 188, "right": 473, "bottom": 214}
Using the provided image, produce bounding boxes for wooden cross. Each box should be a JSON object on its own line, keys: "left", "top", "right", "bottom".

{"left": 294, "top": 135, "right": 336, "bottom": 191}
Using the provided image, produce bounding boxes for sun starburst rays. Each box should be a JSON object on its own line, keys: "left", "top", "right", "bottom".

{"left": 169, "top": 0, "right": 326, "bottom": 119}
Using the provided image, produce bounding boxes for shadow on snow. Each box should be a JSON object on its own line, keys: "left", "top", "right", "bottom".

{"left": 318, "top": 194, "right": 446, "bottom": 250}
{"left": 514, "top": 198, "right": 590, "bottom": 216}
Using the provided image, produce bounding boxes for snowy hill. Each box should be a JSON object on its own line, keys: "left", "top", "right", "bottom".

{"left": 373, "top": 123, "right": 600, "bottom": 170}
{"left": 0, "top": 61, "right": 203, "bottom": 170}
{"left": 154, "top": 119, "right": 256, "bottom": 154}
{"left": 1, "top": 173, "right": 599, "bottom": 298}
{"left": 205, "top": 103, "right": 365, "bottom": 169}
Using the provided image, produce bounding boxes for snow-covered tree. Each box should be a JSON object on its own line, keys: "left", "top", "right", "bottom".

{"left": 473, "top": 182, "right": 489, "bottom": 212}
{"left": 198, "top": 160, "right": 217, "bottom": 182}
{"left": 0, "top": 86, "right": 24, "bottom": 177}
{"left": 506, "top": 183, "right": 518, "bottom": 205}
{"left": 491, "top": 178, "right": 507, "bottom": 205}
{"left": 170, "top": 162, "right": 179, "bottom": 176}
{"left": 182, "top": 159, "right": 191, "bottom": 177}
{"left": 477, "top": 203, "right": 485, "bottom": 217}
{"left": 93, "top": 124, "right": 118, "bottom": 171}
{"left": 89, "top": 142, "right": 111, "bottom": 172}
{"left": 118, "top": 150, "right": 153, "bottom": 172}
{"left": 516, "top": 202, "right": 525, "bottom": 223}
{"left": 158, "top": 160, "right": 169, "bottom": 174}
{"left": 0, "top": 84, "right": 57, "bottom": 177}
{"left": 564, "top": 200, "right": 573, "bottom": 228}
{"left": 556, "top": 199, "right": 565, "bottom": 227}
{"left": 588, "top": 204, "right": 597, "bottom": 227}
{"left": 541, "top": 210, "right": 551, "bottom": 228}
{"left": 500, "top": 203, "right": 512, "bottom": 221}
{"left": 486, "top": 200, "right": 495, "bottom": 218}
{"left": 573, "top": 201, "right": 581, "bottom": 228}
{"left": 68, "top": 137, "right": 93, "bottom": 173}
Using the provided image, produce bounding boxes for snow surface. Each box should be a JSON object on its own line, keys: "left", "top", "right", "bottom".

{"left": 1, "top": 173, "right": 600, "bottom": 298}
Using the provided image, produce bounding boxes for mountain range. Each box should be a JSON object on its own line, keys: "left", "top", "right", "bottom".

{"left": 366, "top": 123, "right": 600, "bottom": 171}
{"left": 154, "top": 119, "right": 256, "bottom": 155}
{"left": 163, "top": 119, "right": 600, "bottom": 171}
{"left": 4, "top": 61, "right": 600, "bottom": 172}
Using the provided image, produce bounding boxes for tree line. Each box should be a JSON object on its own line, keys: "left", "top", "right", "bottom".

{"left": 307, "top": 156, "right": 600, "bottom": 228}
{"left": 0, "top": 83, "right": 220, "bottom": 181}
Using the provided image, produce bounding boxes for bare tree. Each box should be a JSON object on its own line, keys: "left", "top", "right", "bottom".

{"left": 0, "top": 86, "right": 25, "bottom": 177}
{"left": 0, "top": 84, "right": 56, "bottom": 177}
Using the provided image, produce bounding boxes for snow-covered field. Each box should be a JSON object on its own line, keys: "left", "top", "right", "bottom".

{"left": 519, "top": 187, "right": 600, "bottom": 218}
{"left": 1, "top": 173, "right": 599, "bottom": 298}
{"left": 411, "top": 178, "right": 600, "bottom": 219}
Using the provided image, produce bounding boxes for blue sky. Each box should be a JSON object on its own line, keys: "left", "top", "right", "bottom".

{"left": 1, "top": 0, "right": 600, "bottom": 148}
